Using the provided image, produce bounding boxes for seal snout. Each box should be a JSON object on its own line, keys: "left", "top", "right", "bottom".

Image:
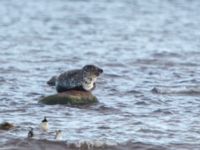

{"left": 98, "top": 68, "right": 103, "bottom": 74}
{"left": 96, "top": 68, "right": 103, "bottom": 76}
{"left": 95, "top": 67, "right": 103, "bottom": 76}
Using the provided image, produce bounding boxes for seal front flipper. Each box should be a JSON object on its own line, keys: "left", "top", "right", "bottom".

{"left": 56, "top": 85, "right": 85, "bottom": 93}
{"left": 56, "top": 86, "right": 68, "bottom": 93}
{"left": 91, "top": 82, "right": 96, "bottom": 90}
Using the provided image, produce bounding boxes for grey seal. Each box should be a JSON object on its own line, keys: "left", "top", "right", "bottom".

{"left": 47, "top": 65, "right": 103, "bottom": 93}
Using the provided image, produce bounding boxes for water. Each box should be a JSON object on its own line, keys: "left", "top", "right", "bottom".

{"left": 0, "top": 0, "right": 200, "bottom": 149}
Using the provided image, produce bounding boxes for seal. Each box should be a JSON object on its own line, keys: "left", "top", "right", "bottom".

{"left": 47, "top": 65, "right": 103, "bottom": 93}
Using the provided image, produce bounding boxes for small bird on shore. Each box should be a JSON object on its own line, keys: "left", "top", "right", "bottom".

{"left": 55, "top": 130, "right": 62, "bottom": 140}
{"left": 40, "top": 116, "right": 48, "bottom": 132}
{"left": 28, "top": 127, "right": 34, "bottom": 138}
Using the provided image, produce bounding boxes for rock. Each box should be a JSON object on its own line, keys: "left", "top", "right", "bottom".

{"left": 151, "top": 87, "right": 160, "bottom": 94}
{"left": 39, "top": 90, "right": 98, "bottom": 105}
{"left": 0, "top": 122, "right": 14, "bottom": 130}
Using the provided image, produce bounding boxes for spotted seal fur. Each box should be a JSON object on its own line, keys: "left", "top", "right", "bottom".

{"left": 47, "top": 65, "right": 103, "bottom": 93}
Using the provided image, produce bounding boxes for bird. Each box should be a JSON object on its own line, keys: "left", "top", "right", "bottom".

{"left": 55, "top": 130, "right": 62, "bottom": 140}
{"left": 28, "top": 127, "right": 34, "bottom": 138}
{"left": 40, "top": 116, "right": 48, "bottom": 132}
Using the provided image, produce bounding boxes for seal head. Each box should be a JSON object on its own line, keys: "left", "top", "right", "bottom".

{"left": 49, "top": 64, "right": 103, "bottom": 93}
{"left": 47, "top": 76, "right": 57, "bottom": 86}
{"left": 82, "top": 65, "right": 103, "bottom": 91}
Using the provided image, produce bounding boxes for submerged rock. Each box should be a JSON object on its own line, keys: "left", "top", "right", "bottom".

{"left": 0, "top": 122, "right": 14, "bottom": 130}
{"left": 39, "top": 90, "right": 98, "bottom": 105}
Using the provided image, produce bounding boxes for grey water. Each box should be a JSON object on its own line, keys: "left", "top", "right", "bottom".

{"left": 0, "top": 0, "right": 200, "bottom": 149}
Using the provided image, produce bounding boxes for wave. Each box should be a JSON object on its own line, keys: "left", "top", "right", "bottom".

{"left": 1, "top": 139, "right": 166, "bottom": 150}
{"left": 3, "top": 139, "right": 200, "bottom": 150}
{"left": 151, "top": 86, "right": 200, "bottom": 96}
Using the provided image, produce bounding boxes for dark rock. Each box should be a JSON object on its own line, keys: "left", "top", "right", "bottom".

{"left": 0, "top": 122, "right": 14, "bottom": 130}
{"left": 151, "top": 87, "right": 160, "bottom": 94}
{"left": 39, "top": 90, "right": 98, "bottom": 105}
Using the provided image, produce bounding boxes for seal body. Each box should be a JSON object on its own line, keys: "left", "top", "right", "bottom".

{"left": 47, "top": 65, "right": 103, "bottom": 93}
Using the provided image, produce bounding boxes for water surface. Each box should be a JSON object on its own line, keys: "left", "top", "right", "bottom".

{"left": 0, "top": 0, "right": 200, "bottom": 149}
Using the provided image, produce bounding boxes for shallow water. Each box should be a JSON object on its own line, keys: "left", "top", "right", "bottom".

{"left": 0, "top": 0, "right": 200, "bottom": 149}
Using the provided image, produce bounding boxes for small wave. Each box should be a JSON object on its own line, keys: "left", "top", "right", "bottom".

{"left": 92, "top": 104, "right": 122, "bottom": 114}
{"left": 1, "top": 139, "right": 167, "bottom": 150}
{"left": 151, "top": 86, "right": 200, "bottom": 96}
{"left": 104, "top": 73, "right": 122, "bottom": 78}
{"left": 134, "top": 101, "right": 149, "bottom": 106}
{"left": 152, "top": 51, "right": 182, "bottom": 58}
{"left": 151, "top": 109, "right": 174, "bottom": 115}
{"left": 125, "top": 90, "right": 142, "bottom": 94}
{"left": 97, "top": 125, "right": 111, "bottom": 130}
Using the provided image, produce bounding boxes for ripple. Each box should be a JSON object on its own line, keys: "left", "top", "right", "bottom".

{"left": 151, "top": 109, "right": 174, "bottom": 115}
{"left": 151, "top": 86, "right": 200, "bottom": 96}
{"left": 0, "top": 0, "right": 200, "bottom": 148}
{"left": 1, "top": 139, "right": 168, "bottom": 150}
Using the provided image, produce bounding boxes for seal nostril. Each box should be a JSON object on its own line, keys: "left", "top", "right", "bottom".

{"left": 98, "top": 69, "right": 103, "bottom": 73}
